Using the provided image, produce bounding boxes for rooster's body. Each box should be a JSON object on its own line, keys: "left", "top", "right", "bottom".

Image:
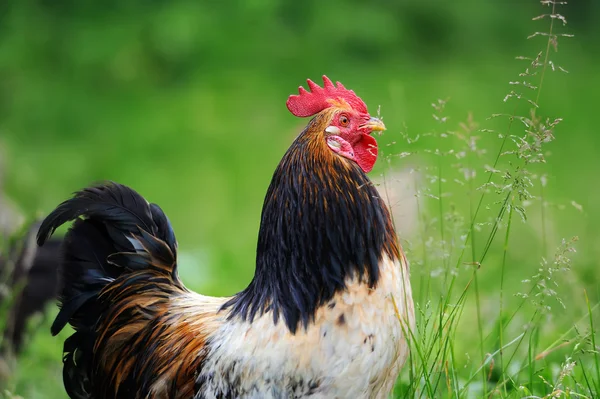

{"left": 38, "top": 76, "right": 414, "bottom": 399}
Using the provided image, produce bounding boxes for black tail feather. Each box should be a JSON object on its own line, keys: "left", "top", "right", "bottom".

{"left": 37, "top": 182, "right": 179, "bottom": 398}
{"left": 37, "top": 183, "right": 176, "bottom": 253}
{"left": 62, "top": 331, "right": 93, "bottom": 399}
{"left": 38, "top": 182, "right": 178, "bottom": 336}
{"left": 50, "top": 218, "right": 118, "bottom": 336}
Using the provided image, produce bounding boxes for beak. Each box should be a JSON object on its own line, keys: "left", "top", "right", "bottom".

{"left": 360, "top": 117, "right": 386, "bottom": 132}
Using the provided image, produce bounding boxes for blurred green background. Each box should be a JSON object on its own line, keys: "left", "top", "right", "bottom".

{"left": 0, "top": 0, "right": 598, "bottom": 397}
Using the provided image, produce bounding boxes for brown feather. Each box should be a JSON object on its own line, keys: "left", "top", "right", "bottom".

{"left": 90, "top": 269, "right": 223, "bottom": 398}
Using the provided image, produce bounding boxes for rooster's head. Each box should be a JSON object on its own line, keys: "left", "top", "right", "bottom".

{"left": 286, "top": 75, "right": 385, "bottom": 173}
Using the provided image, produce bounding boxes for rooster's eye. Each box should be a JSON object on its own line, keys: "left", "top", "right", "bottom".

{"left": 339, "top": 115, "right": 349, "bottom": 127}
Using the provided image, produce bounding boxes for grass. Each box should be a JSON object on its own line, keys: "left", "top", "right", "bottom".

{"left": 388, "top": 2, "right": 599, "bottom": 397}
{"left": 0, "top": 0, "right": 598, "bottom": 398}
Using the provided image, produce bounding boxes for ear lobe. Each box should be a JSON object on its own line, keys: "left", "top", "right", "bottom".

{"left": 325, "top": 126, "right": 341, "bottom": 135}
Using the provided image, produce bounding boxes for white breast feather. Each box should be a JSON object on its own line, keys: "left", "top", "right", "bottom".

{"left": 195, "top": 252, "right": 415, "bottom": 399}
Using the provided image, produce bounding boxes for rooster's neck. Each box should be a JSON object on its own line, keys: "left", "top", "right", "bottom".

{"left": 224, "top": 116, "right": 399, "bottom": 333}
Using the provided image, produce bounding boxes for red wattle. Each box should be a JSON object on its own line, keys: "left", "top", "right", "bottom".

{"left": 353, "top": 134, "right": 378, "bottom": 173}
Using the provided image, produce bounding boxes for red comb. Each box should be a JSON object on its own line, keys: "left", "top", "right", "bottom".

{"left": 286, "top": 75, "right": 368, "bottom": 118}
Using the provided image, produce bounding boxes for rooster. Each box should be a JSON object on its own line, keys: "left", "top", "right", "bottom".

{"left": 37, "top": 76, "right": 414, "bottom": 399}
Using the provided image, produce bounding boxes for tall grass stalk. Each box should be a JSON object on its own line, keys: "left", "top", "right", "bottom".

{"left": 584, "top": 290, "right": 600, "bottom": 393}
{"left": 499, "top": 196, "right": 514, "bottom": 397}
